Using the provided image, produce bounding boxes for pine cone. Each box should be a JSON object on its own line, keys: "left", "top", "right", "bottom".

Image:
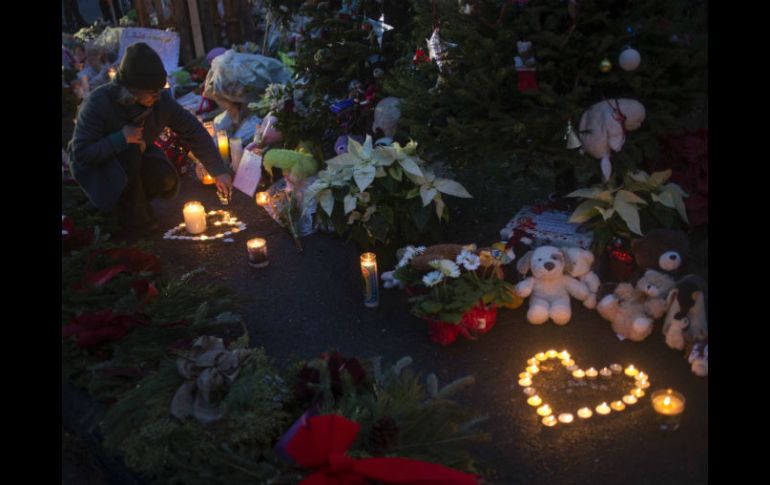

{"left": 366, "top": 416, "right": 400, "bottom": 456}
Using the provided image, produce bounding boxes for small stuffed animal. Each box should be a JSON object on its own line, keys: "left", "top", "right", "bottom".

{"left": 631, "top": 229, "right": 690, "bottom": 277}
{"left": 372, "top": 97, "right": 401, "bottom": 138}
{"left": 597, "top": 269, "right": 675, "bottom": 341}
{"left": 563, "top": 247, "right": 601, "bottom": 309}
{"left": 578, "top": 98, "right": 646, "bottom": 182}
{"left": 515, "top": 246, "right": 590, "bottom": 325}
{"left": 663, "top": 274, "right": 708, "bottom": 376}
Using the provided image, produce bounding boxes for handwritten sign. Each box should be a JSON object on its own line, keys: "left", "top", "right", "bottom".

{"left": 233, "top": 150, "right": 263, "bottom": 198}
{"left": 118, "top": 28, "right": 180, "bottom": 72}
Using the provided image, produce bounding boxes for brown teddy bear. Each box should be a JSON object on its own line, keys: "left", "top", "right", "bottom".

{"left": 631, "top": 229, "right": 690, "bottom": 277}
{"left": 596, "top": 269, "right": 675, "bottom": 341}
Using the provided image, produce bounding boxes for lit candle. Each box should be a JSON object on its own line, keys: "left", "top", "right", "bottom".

{"left": 610, "top": 363, "right": 623, "bottom": 374}
{"left": 595, "top": 402, "right": 612, "bottom": 415}
{"left": 546, "top": 349, "right": 558, "bottom": 359}
{"left": 577, "top": 407, "right": 593, "bottom": 419}
{"left": 542, "top": 415, "right": 558, "bottom": 427}
{"left": 183, "top": 201, "right": 207, "bottom": 235}
{"left": 360, "top": 252, "right": 379, "bottom": 308}
{"left": 651, "top": 389, "right": 686, "bottom": 431}
{"left": 536, "top": 404, "right": 552, "bottom": 417}
{"left": 217, "top": 130, "right": 230, "bottom": 164}
{"left": 585, "top": 367, "right": 598, "bottom": 379}
{"left": 204, "top": 121, "right": 215, "bottom": 137}
{"left": 518, "top": 377, "right": 533, "bottom": 387}
{"left": 600, "top": 367, "right": 612, "bottom": 379}
{"left": 572, "top": 369, "right": 585, "bottom": 379}
{"left": 636, "top": 379, "right": 651, "bottom": 389}
{"left": 561, "top": 359, "right": 575, "bottom": 367}
{"left": 526, "top": 365, "right": 540, "bottom": 375}
{"left": 519, "top": 371, "right": 531, "bottom": 380}
{"left": 164, "top": 81, "right": 170, "bottom": 89}
{"left": 256, "top": 191, "right": 271, "bottom": 206}
{"left": 558, "top": 350, "right": 571, "bottom": 361}
{"left": 624, "top": 365, "right": 639, "bottom": 377}
{"left": 631, "top": 388, "right": 645, "bottom": 398}
{"left": 246, "top": 237, "right": 268, "bottom": 268}
{"left": 108, "top": 67, "right": 116, "bottom": 80}
{"left": 622, "top": 394, "right": 638, "bottom": 405}
{"left": 229, "top": 137, "right": 243, "bottom": 172}
{"left": 202, "top": 173, "right": 216, "bottom": 185}
{"left": 522, "top": 387, "right": 537, "bottom": 396}
{"left": 527, "top": 395, "right": 543, "bottom": 407}
{"left": 566, "top": 364, "right": 579, "bottom": 372}
{"left": 558, "top": 413, "right": 574, "bottom": 424}
{"left": 535, "top": 352, "right": 547, "bottom": 361}
{"left": 610, "top": 400, "right": 626, "bottom": 411}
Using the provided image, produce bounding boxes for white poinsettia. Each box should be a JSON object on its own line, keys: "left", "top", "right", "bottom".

{"left": 422, "top": 270, "right": 444, "bottom": 287}
{"left": 306, "top": 166, "right": 354, "bottom": 217}
{"left": 325, "top": 135, "right": 396, "bottom": 192}
{"left": 405, "top": 170, "right": 472, "bottom": 219}
{"left": 343, "top": 190, "right": 371, "bottom": 216}
{"left": 379, "top": 140, "right": 425, "bottom": 182}
{"left": 456, "top": 250, "right": 481, "bottom": 271}
{"left": 347, "top": 205, "right": 377, "bottom": 225}
{"left": 429, "top": 259, "right": 461, "bottom": 278}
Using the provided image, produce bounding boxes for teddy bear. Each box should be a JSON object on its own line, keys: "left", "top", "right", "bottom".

{"left": 631, "top": 229, "right": 690, "bottom": 277}
{"left": 514, "top": 41, "right": 538, "bottom": 93}
{"left": 578, "top": 98, "right": 646, "bottom": 182}
{"left": 563, "top": 247, "right": 601, "bottom": 309}
{"left": 596, "top": 269, "right": 675, "bottom": 341}
{"left": 515, "top": 246, "right": 590, "bottom": 325}
{"left": 662, "top": 274, "right": 708, "bottom": 376}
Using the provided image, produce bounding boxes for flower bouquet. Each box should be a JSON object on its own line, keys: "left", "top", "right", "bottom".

{"left": 389, "top": 245, "right": 517, "bottom": 345}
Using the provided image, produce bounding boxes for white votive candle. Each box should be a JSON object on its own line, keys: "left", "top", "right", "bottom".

{"left": 183, "top": 201, "right": 207, "bottom": 234}
{"left": 622, "top": 394, "right": 638, "bottom": 405}
{"left": 523, "top": 387, "right": 537, "bottom": 396}
{"left": 247, "top": 237, "right": 268, "bottom": 268}
{"left": 585, "top": 367, "right": 599, "bottom": 379}
{"left": 542, "top": 415, "right": 558, "bottom": 427}
{"left": 625, "top": 365, "right": 639, "bottom": 377}
{"left": 610, "top": 400, "right": 626, "bottom": 411}
{"left": 536, "top": 404, "right": 552, "bottom": 417}
{"left": 558, "top": 413, "right": 574, "bottom": 424}
{"left": 526, "top": 365, "right": 540, "bottom": 375}
{"left": 572, "top": 369, "right": 585, "bottom": 379}
{"left": 519, "top": 377, "right": 533, "bottom": 387}
{"left": 535, "top": 352, "right": 548, "bottom": 361}
{"left": 527, "top": 395, "right": 543, "bottom": 407}
{"left": 600, "top": 367, "right": 613, "bottom": 379}
{"left": 577, "top": 407, "right": 593, "bottom": 419}
{"left": 546, "top": 350, "right": 558, "bottom": 359}
{"left": 610, "top": 363, "right": 623, "bottom": 374}
{"left": 631, "top": 388, "right": 645, "bottom": 398}
{"left": 595, "top": 402, "right": 612, "bottom": 415}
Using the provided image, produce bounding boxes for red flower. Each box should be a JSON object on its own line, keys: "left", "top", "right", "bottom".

{"left": 62, "top": 310, "right": 145, "bottom": 348}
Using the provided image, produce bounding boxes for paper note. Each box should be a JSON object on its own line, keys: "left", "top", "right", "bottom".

{"left": 233, "top": 150, "right": 263, "bottom": 197}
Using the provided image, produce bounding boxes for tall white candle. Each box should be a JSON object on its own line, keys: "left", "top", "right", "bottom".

{"left": 183, "top": 201, "right": 207, "bottom": 235}
{"left": 229, "top": 137, "right": 243, "bottom": 172}
{"left": 217, "top": 130, "right": 230, "bottom": 165}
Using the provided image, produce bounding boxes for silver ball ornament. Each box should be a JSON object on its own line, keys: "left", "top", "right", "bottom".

{"left": 619, "top": 48, "right": 641, "bottom": 71}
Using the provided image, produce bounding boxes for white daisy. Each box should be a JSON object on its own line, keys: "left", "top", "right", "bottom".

{"left": 422, "top": 270, "right": 444, "bottom": 287}
{"left": 429, "top": 259, "right": 461, "bottom": 278}
{"left": 459, "top": 253, "right": 481, "bottom": 271}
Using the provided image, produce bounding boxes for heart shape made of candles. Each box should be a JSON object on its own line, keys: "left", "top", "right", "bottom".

{"left": 163, "top": 210, "right": 246, "bottom": 243}
{"left": 517, "top": 350, "right": 651, "bottom": 427}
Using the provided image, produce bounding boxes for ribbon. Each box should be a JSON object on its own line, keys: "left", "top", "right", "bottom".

{"left": 170, "top": 336, "right": 252, "bottom": 425}
{"left": 286, "top": 414, "right": 479, "bottom": 485}
{"left": 62, "top": 310, "right": 145, "bottom": 349}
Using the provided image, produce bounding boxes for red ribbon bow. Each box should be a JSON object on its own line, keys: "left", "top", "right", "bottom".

{"left": 286, "top": 414, "right": 479, "bottom": 485}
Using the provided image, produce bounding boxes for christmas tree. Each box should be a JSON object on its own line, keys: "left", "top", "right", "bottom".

{"left": 384, "top": 0, "right": 707, "bottom": 190}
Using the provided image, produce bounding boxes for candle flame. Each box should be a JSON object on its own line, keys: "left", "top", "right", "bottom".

{"left": 663, "top": 396, "right": 671, "bottom": 406}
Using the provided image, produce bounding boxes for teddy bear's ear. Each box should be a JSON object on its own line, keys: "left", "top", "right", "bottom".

{"left": 517, "top": 250, "right": 533, "bottom": 275}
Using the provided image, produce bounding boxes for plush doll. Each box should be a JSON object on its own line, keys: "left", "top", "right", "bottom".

{"left": 631, "top": 229, "right": 690, "bottom": 277}
{"left": 597, "top": 269, "right": 675, "bottom": 341}
{"left": 515, "top": 246, "right": 590, "bottom": 325}
{"left": 563, "top": 247, "right": 601, "bottom": 309}
{"left": 578, "top": 98, "right": 646, "bottom": 182}
{"left": 372, "top": 97, "right": 401, "bottom": 139}
{"left": 662, "top": 274, "right": 708, "bottom": 376}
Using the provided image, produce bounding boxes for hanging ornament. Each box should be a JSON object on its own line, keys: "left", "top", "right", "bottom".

{"left": 618, "top": 47, "right": 641, "bottom": 71}
{"left": 599, "top": 58, "right": 612, "bottom": 73}
{"left": 426, "top": 28, "right": 449, "bottom": 73}
{"left": 514, "top": 41, "right": 539, "bottom": 93}
{"left": 458, "top": 1, "right": 473, "bottom": 15}
{"left": 412, "top": 47, "right": 430, "bottom": 66}
{"left": 365, "top": 14, "right": 393, "bottom": 49}
{"left": 564, "top": 121, "right": 582, "bottom": 149}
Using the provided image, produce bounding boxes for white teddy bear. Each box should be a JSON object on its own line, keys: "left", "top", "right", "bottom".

{"left": 578, "top": 98, "right": 646, "bottom": 182}
{"left": 563, "top": 247, "right": 601, "bottom": 309}
{"left": 515, "top": 246, "right": 590, "bottom": 325}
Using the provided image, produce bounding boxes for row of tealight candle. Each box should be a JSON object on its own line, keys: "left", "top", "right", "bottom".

{"left": 519, "top": 350, "right": 655, "bottom": 427}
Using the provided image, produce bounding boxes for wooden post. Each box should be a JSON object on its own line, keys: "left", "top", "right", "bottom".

{"left": 197, "top": 0, "right": 217, "bottom": 54}
{"left": 187, "top": 0, "right": 206, "bottom": 58}
{"left": 172, "top": 0, "right": 193, "bottom": 65}
{"left": 153, "top": 0, "right": 165, "bottom": 25}
{"left": 136, "top": 0, "right": 147, "bottom": 26}
{"left": 223, "top": 0, "right": 241, "bottom": 46}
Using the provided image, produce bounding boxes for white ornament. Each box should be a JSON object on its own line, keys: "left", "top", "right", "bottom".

{"left": 619, "top": 47, "right": 641, "bottom": 71}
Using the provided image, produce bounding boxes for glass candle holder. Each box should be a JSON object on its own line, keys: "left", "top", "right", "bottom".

{"left": 651, "top": 389, "right": 686, "bottom": 431}
{"left": 183, "top": 201, "right": 207, "bottom": 235}
{"left": 216, "top": 130, "right": 230, "bottom": 165}
{"left": 256, "top": 191, "right": 271, "bottom": 207}
{"left": 247, "top": 237, "right": 268, "bottom": 268}
{"left": 360, "top": 252, "right": 379, "bottom": 308}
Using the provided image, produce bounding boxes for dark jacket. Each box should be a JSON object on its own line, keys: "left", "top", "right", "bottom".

{"left": 69, "top": 81, "right": 229, "bottom": 212}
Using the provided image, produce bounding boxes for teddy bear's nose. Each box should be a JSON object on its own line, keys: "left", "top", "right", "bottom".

{"left": 544, "top": 262, "right": 555, "bottom": 271}
{"left": 669, "top": 254, "right": 678, "bottom": 260}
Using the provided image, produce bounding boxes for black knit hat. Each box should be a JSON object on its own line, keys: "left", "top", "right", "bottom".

{"left": 116, "top": 42, "right": 167, "bottom": 90}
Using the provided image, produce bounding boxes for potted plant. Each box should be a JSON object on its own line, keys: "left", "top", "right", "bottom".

{"left": 390, "top": 246, "right": 517, "bottom": 345}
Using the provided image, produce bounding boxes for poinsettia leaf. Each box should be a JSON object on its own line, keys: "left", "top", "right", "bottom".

{"left": 616, "top": 189, "right": 647, "bottom": 205}
{"left": 326, "top": 152, "right": 361, "bottom": 167}
{"left": 348, "top": 136, "right": 366, "bottom": 160}
{"left": 318, "top": 189, "right": 335, "bottom": 216}
{"left": 614, "top": 198, "right": 643, "bottom": 235}
{"left": 596, "top": 206, "right": 616, "bottom": 221}
{"left": 420, "top": 187, "right": 438, "bottom": 207}
{"left": 398, "top": 157, "right": 424, "bottom": 178}
{"left": 372, "top": 147, "right": 396, "bottom": 166}
{"left": 344, "top": 194, "right": 358, "bottom": 215}
{"left": 567, "top": 187, "right": 614, "bottom": 203}
{"left": 405, "top": 187, "right": 421, "bottom": 199}
{"left": 375, "top": 166, "right": 387, "bottom": 178}
{"left": 649, "top": 169, "right": 672, "bottom": 188}
{"left": 435, "top": 195, "right": 446, "bottom": 220}
{"left": 388, "top": 165, "right": 403, "bottom": 181}
{"left": 569, "top": 200, "right": 603, "bottom": 223}
{"left": 434, "top": 178, "right": 472, "bottom": 198}
{"left": 353, "top": 166, "right": 376, "bottom": 192}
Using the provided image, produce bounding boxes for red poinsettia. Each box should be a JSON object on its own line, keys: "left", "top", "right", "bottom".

{"left": 75, "top": 248, "right": 162, "bottom": 291}
{"left": 62, "top": 310, "right": 146, "bottom": 348}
